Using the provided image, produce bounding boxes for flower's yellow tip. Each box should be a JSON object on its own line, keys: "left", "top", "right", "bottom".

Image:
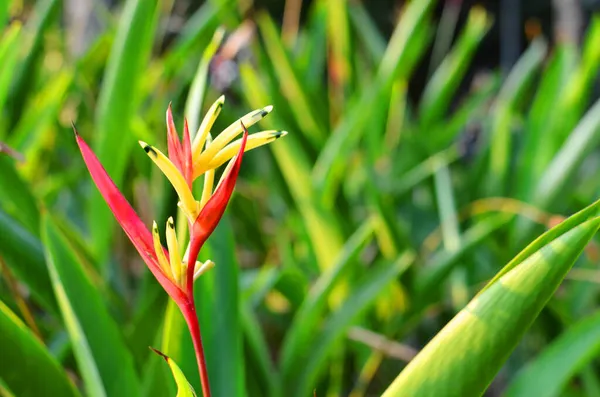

{"left": 263, "top": 105, "right": 274, "bottom": 114}
{"left": 217, "top": 95, "right": 226, "bottom": 105}
{"left": 194, "top": 260, "right": 215, "bottom": 280}
{"left": 277, "top": 130, "right": 288, "bottom": 138}
{"left": 139, "top": 141, "right": 148, "bottom": 148}
{"left": 167, "top": 217, "right": 175, "bottom": 228}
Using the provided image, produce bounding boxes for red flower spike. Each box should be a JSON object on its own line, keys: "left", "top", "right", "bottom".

{"left": 182, "top": 118, "right": 193, "bottom": 187}
{"left": 186, "top": 123, "right": 249, "bottom": 293}
{"left": 73, "top": 127, "right": 187, "bottom": 304}
{"left": 166, "top": 104, "right": 184, "bottom": 173}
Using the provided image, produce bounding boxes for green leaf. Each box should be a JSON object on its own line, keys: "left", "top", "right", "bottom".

{"left": 0, "top": 155, "right": 39, "bottom": 234}
{"left": 312, "top": 0, "right": 435, "bottom": 200}
{"left": 195, "top": 218, "right": 246, "bottom": 397}
{"left": 291, "top": 252, "right": 415, "bottom": 397}
{"left": 0, "top": 301, "right": 80, "bottom": 397}
{"left": 0, "top": 22, "right": 22, "bottom": 135}
{"left": 90, "top": 0, "right": 159, "bottom": 265}
{"left": 280, "top": 220, "right": 375, "bottom": 380}
{"left": 419, "top": 6, "right": 491, "bottom": 127}
{"left": 505, "top": 310, "right": 600, "bottom": 397}
{"left": 7, "top": 0, "right": 60, "bottom": 127}
{"left": 151, "top": 349, "right": 197, "bottom": 397}
{"left": 256, "top": 12, "right": 327, "bottom": 147}
{"left": 42, "top": 215, "right": 141, "bottom": 397}
{"left": 488, "top": 38, "right": 547, "bottom": 195}
{"left": 239, "top": 63, "right": 346, "bottom": 271}
{"left": 382, "top": 217, "right": 600, "bottom": 396}
{"left": 0, "top": 209, "right": 56, "bottom": 314}
{"left": 184, "top": 27, "right": 225, "bottom": 135}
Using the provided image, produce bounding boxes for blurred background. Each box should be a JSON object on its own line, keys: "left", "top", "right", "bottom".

{"left": 4, "top": 0, "right": 600, "bottom": 396}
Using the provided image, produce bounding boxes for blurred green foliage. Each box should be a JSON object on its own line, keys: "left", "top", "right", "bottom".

{"left": 3, "top": 0, "right": 600, "bottom": 396}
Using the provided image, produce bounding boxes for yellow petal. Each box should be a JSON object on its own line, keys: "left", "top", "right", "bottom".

{"left": 192, "top": 95, "right": 225, "bottom": 161}
{"left": 200, "top": 133, "right": 215, "bottom": 209}
{"left": 193, "top": 105, "right": 273, "bottom": 176}
{"left": 139, "top": 141, "right": 199, "bottom": 219}
{"left": 193, "top": 260, "right": 215, "bottom": 280}
{"left": 205, "top": 130, "right": 287, "bottom": 171}
{"left": 152, "top": 221, "right": 173, "bottom": 280}
{"left": 166, "top": 218, "right": 182, "bottom": 283}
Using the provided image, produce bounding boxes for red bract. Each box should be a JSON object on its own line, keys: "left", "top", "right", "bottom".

{"left": 186, "top": 127, "right": 248, "bottom": 294}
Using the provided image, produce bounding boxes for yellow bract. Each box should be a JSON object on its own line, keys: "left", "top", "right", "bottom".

{"left": 139, "top": 141, "right": 200, "bottom": 221}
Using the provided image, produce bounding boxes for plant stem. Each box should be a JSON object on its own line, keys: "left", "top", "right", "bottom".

{"left": 182, "top": 300, "right": 211, "bottom": 397}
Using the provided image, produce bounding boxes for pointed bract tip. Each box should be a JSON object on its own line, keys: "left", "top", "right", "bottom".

{"left": 139, "top": 141, "right": 155, "bottom": 154}
{"left": 167, "top": 217, "right": 175, "bottom": 228}
{"left": 71, "top": 122, "right": 79, "bottom": 137}
{"left": 274, "top": 130, "right": 288, "bottom": 138}
{"left": 152, "top": 220, "right": 158, "bottom": 230}
{"left": 149, "top": 346, "right": 169, "bottom": 362}
{"left": 240, "top": 121, "right": 249, "bottom": 135}
{"left": 261, "top": 105, "right": 273, "bottom": 116}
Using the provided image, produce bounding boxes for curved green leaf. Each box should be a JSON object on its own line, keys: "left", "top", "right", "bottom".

{"left": 505, "top": 310, "right": 600, "bottom": 397}
{"left": 0, "top": 301, "right": 80, "bottom": 397}
{"left": 382, "top": 217, "right": 600, "bottom": 397}
{"left": 42, "top": 215, "right": 141, "bottom": 397}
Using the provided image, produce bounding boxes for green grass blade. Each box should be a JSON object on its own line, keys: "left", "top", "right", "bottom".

{"left": 90, "top": 0, "right": 160, "bottom": 265}
{"left": 419, "top": 6, "right": 491, "bottom": 128}
{"left": 42, "top": 215, "right": 141, "bottom": 397}
{"left": 533, "top": 97, "right": 600, "bottom": 208}
{"left": 0, "top": 156, "right": 39, "bottom": 234}
{"left": 256, "top": 12, "right": 327, "bottom": 147}
{"left": 291, "top": 252, "right": 415, "bottom": 397}
{"left": 415, "top": 214, "right": 508, "bottom": 295}
{"left": 348, "top": 2, "right": 386, "bottom": 63}
{"left": 327, "top": 0, "right": 352, "bottom": 103}
{"left": 240, "top": 303, "right": 277, "bottom": 396}
{"left": 313, "top": 0, "right": 435, "bottom": 200}
{"left": 280, "top": 220, "right": 375, "bottom": 381}
{"left": 0, "top": 209, "right": 56, "bottom": 314}
{"left": 239, "top": 63, "right": 346, "bottom": 270}
{"left": 0, "top": 301, "right": 80, "bottom": 397}
{"left": 383, "top": 217, "right": 600, "bottom": 396}
{"left": 517, "top": 45, "right": 577, "bottom": 199}
{"left": 184, "top": 27, "right": 224, "bottom": 135}
{"left": 0, "top": 22, "right": 22, "bottom": 136}
{"left": 504, "top": 310, "right": 600, "bottom": 397}
{"left": 487, "top": 38, "right": 547, "bottom": 195}
{"left": 7, "top": 0, "right": 60, "bottom": 127}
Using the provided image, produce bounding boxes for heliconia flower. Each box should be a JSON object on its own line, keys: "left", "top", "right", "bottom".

{"left": 74, "top": 101, "right": 285, "bottom": 300}
{"left": 75, "top": 101, "right": 286, "bottom": 397}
